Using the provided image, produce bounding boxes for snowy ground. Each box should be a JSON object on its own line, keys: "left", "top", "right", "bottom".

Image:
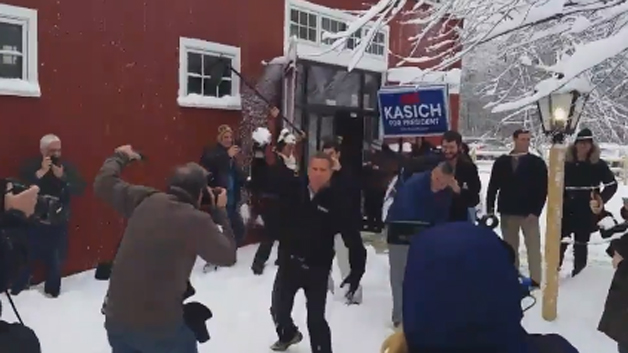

{"left": 1, "top": 163, "right": 625, "bottom": 353}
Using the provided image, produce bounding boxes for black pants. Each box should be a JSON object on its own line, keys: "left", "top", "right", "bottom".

{"left": 560, "top": 228, "right": 591, "bottom": 272}
{"left": 270, "top": 259, "right": 331, "bottom": 353}
{"left": 364, "top": 189, "right": 385, "bottom": 232}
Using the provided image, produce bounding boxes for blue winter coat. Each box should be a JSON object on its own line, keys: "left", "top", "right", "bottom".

{"left": 403, "top": 222, "right": 580, "bottom": 353}
{"left": 385, "top": 171, "right": 451, "bottom": 225}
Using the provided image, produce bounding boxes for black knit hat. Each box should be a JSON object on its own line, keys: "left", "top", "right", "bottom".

{"left": 576, "top": 128, "right": 593, "bottom": 141}
{"left": 183, "top": 302, "right": 213, "bottom": 343}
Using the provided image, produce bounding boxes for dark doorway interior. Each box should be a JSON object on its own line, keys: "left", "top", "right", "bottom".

{"left": 293, "top": 61, "right": 382, "bottom": 173}
{"left": 334, "top": 110, "right": 364, "bottom": 176}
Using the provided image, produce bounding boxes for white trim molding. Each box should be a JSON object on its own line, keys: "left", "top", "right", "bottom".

{"left": 284, "top": 0, "right": 390, "bottom": 73}
{"left": 0, "top": 4, "right": 40, "bottom": 98}
{"left": 178, "top": 37, "right": 242, "bottom": 110}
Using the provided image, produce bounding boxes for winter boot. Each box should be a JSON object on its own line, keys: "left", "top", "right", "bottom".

{"left": 270, "top": 331, "right": 303, "bottom": 351}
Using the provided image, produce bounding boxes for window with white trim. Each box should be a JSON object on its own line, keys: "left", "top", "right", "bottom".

{"left": 320, "top": 17, "right": 346, "bottom": 45}
{"left": 178, "top": 38, "right": 241, "bottom": 110}
{"left": 289, "top": 9, "right": 317, "bottom": 42}
{"left": 366, "top": 31, "right": 386, "bottom": 56}
{"left": 0, "top": 4, "right": 39, "bottom": 97}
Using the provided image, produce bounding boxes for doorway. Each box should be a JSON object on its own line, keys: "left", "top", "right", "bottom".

{"left": 334, "top": 110, "right": 364, "bottom": 176}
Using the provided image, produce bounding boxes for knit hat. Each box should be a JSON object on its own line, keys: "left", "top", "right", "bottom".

{"left": 278, "top": 128, "right": 296, "bottom": 144}
{"left": 183, "top": 302, "right": 213, "bottom": 343}
{"left": 217, "top": 125, "right": 233, "bottom": 142}
{"left": 576, "top": 128, "right": 593, "bottom": 141}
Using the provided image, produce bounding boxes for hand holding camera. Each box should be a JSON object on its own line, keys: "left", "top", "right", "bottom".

{"left": 227, "top": 145, "right": 240, "bottom": 158}
{"left": 208, "top": 187, "right": 227, "bottom": 208}
{"left": 4, "top": 183, "right": 40, "bottom": 217}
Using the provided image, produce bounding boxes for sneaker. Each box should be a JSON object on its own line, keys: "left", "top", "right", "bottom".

{"left": 345, "top": 286, "right": 363, "bottom": 305}
{"left": 251, "top": 263, "right": 265, "bottom": 275}
{"left": 44, "top": 291, "right": 59, "bottom": 298}
{"left": 270, "top": 331, "right": 303, "bottom": 351}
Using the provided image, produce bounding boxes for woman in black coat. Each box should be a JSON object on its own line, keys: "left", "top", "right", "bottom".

{"left": 560, "top": 129, "right": 617, "bottom": 276}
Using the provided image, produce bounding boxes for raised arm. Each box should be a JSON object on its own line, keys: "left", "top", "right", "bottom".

{"left": 93, "top": 146, "right": 158, "bottom": 218}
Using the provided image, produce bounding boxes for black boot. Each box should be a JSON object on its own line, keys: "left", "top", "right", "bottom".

{"left": 251, "top": 263, "right": 265, "bottom": 275}
{"left": 270, "top": 331, "right": 303, "bottom": 351}
{"left": 572, "top": 243, "right": 588, "bottom": 277}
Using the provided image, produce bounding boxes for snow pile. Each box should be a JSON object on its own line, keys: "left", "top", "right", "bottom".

{"left": 252, "top": 127, "right": 272, "bottom": 145}
{"left": 177, "top": 94, "right": 242, "bottom": 110}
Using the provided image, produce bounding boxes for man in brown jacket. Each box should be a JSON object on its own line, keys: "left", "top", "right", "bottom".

{"left": 93, "top": 145, "right": 237, "bottom": 353}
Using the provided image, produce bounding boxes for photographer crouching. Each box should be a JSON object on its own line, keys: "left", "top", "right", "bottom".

{"left": 0, "top": 181, "right": 41, "bottom": 352}
{"left": 94, "top": 145, "right": 237, "bottom": 353}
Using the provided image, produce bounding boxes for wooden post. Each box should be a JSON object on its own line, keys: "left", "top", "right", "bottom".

{"left": 542, "top": 143, "right": 567, "bottom": 321}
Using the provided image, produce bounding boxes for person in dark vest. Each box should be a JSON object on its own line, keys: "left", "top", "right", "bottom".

{"left": 486, "top": 129, "right": 547, "bottom": 286}
{"left": 560, "top": 128, "right": 617, "bottom": 277}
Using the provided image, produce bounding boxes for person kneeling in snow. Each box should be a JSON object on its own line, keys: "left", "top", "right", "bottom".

{"left": 381, "top": 222, "right": 579, "bottom": 353}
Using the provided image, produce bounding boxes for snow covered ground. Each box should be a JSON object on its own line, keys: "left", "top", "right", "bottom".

{"left": 1, "top": 163, "right": 625, "bottom": 353}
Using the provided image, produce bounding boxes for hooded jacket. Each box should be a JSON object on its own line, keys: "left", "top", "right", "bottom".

{"left": 403, "top": 222, "right": 579, "bottom": 353}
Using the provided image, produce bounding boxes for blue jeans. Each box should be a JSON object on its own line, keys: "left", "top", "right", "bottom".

{"left": 468, "top": 208, "right": 477, "bottom": 222}
{"left": 11, "top": 223, "right": 67, "bottom": 296}
{"left": 106, "top": 322, "right": 198, "bottom": 353}
{"left": 227, "top": 204, "right": 245, "bottom": 246}
{"left": 619, "top": 343, "right": 628, "bottom": 353}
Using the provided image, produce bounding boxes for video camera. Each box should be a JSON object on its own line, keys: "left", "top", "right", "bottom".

{"left": 6, "top": 180, "right": 64, "bottom": 223}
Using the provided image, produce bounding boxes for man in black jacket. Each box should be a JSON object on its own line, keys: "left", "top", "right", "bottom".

{"left": 11, "top": 134, "right": 85, "bottom": 298}
{"left": 560, "top": 128, "right": 617, "bottom": 276}
{"left": 441, "top": 131, "right": 481, "bottom": 222}
{"left": 269, "top": 152, "right": 366, "bottom": 353}
{"left": 486, "top": 129, "right": 547, "bottom": 286}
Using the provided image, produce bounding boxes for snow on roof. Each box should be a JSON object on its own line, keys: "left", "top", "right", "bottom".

{"left": 262, "top": 56, "right": 289, "bottom": 65}
{"left": 386, "top": 67, "right": 462, "bottom": 93}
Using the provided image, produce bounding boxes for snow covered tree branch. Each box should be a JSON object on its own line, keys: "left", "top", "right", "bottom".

{"left": 329, "top": 0, "right": 628, "bottom": 113}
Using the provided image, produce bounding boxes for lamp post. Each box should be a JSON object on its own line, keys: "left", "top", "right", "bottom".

{"left": 536, "top": 89, "right": 586, "bottom": 321}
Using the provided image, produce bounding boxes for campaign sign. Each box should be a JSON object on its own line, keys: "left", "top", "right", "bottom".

{"left": 378, "top": 85, "right": 450, "bottom": 137}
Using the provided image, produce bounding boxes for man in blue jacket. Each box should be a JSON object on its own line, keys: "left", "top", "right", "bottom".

{"left": 399, "top": 222, "right": 579, "bottom": 353}
{"left": 385, "top": 161, "right": 453, "bottom": 327}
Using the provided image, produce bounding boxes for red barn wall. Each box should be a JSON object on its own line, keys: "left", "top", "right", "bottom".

{"left": 0, "top": 0, "right": 461, "bottom": 276}
{"left": 0, "top": 0, "right": 279, "bottom": 275}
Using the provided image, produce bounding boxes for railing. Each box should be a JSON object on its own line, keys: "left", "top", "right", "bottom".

{"left": 470, "top": 148, "right": 628, "bottom": 185}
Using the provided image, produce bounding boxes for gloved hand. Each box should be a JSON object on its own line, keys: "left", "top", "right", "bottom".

{"left": 340, "top": 273, "right": 361, "bottom": 304}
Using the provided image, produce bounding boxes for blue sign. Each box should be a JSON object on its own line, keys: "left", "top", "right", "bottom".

{"left": 377, "top": 85, "right": 450, "bottom": 137}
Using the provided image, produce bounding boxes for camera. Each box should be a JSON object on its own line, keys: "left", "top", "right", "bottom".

{"left": 8, "top": 180, "right": 64, "bottom": 223}
{"left": 50, "top": 155, "right": 61, "bottom": 166}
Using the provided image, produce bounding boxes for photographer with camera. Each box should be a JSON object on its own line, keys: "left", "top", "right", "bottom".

{"left": 94, "top": 145, "right": 236, "bottom": 353}
{"left": 0, "top": 181, "right": 41, "bottom": 353}
{"left": 10, "top": 134, "right": 85, "bottom": 298}
{"left": 200, "top": 125, "right": 246, "bottom": 251}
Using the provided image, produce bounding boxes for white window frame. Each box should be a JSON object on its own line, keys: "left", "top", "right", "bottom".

{"left": 0, "top": 4, "right": 39, "bottom": 98}
{"left": 178, "top": 37, "right": 241, "bottom": 110}
{"left": 284, "top": 0, "right": 390, "bottom": 72}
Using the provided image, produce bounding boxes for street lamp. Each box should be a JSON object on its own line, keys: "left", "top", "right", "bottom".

{"left": 537, "top": 91, "right": 585, "bottom": 143}
{"left": 536, "top": 89, "right": 586, "bottom": 322}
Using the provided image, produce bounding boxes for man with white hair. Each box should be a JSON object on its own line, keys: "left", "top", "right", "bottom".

{"left": 11, "top": 134, "right": 85, "bottom": 298}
